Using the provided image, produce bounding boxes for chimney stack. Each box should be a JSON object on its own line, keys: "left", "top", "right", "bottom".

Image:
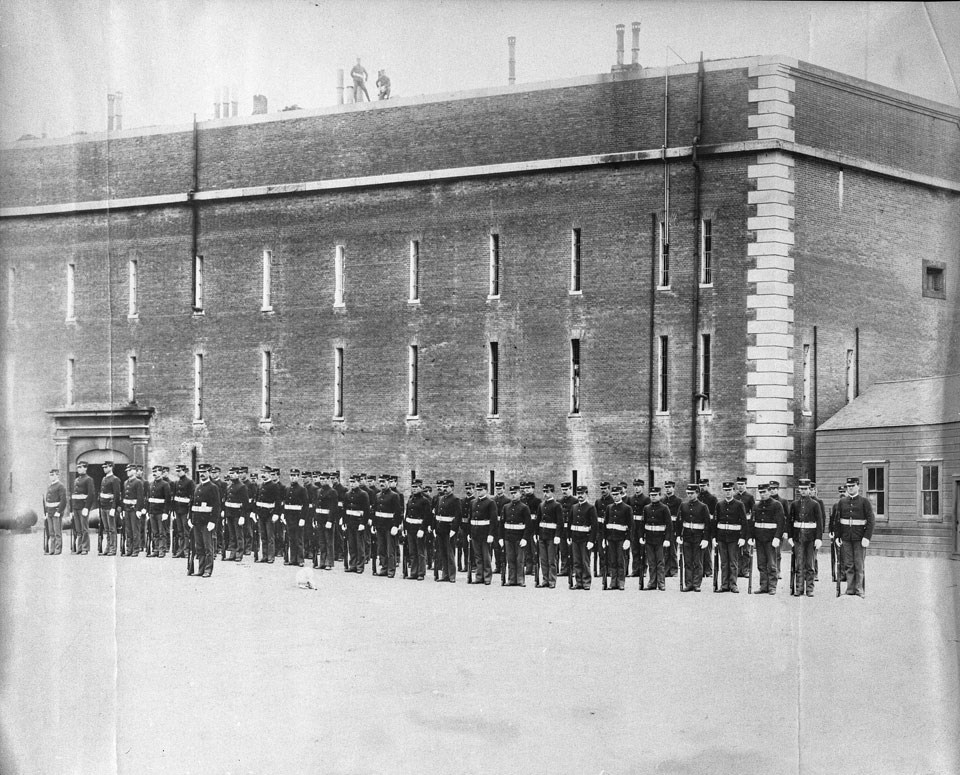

{"left": 631, "top": 21, "right": 641, "bottom": 66}
{"left": 253, "top": 95, "right": 268, "bottom": 115}
{"left": 230, "top": 85, "right": 238, "bottom": 117}
{"left": 616, "top": 24, "right": 625, "bottom": 67}
{"left": 107, "top": 92, "right": 123, "bottom": 131}
{"left": 337, "top": 69, "right": 344, "bottom": 105}
{"left": 508, "top": 36, "right": 516, "bottom": 85}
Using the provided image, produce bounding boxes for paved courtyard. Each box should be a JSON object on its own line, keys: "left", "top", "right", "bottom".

{"left": 1, "top": 531, "right": 958, "bottom": 775}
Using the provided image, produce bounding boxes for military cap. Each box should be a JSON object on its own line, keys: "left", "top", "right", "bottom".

{"left": 412, "top": 479, "right": 423, "bottom": 487}
{"left": 649, "top": 487, "right": 662, "bottom": 495}
{"left": 333, "top": 470, "right": 341, "bottom": 477}
{"left": 612, "top": 486, "right": 624, "bottom": 495}
{"left": 576, "top": 485, "right": 589, "bottom": 494}
{"left": 290, "top": 468, "right": 301, "bottom": 476}
{"left": 240, "top": 466, "right": 249, "bottom": 474}
{"left": 838, "top": 485, "right": 846, "bottom": 493}
{"left": 769, "top": 480, "right": 780, "bottom": 488}
{"left": 197, "top": 463, "right": 211, "bottom": 472}
{"left": 560, "top": 481, "right": 572, "bottom": 489}
{"left": 77, "top": 461, "right": 88, "bottom": 469}
{"left": 494, "top": 481, "right": 505, "bottom": 488}
{"left": 798, "top": 478, "right": 811, "bottom": 487}
{"left": 618, "top": 481, "right": 629, "bottom": 490}
{"left": 633, "top": 478, "right": 645, "bottom": 486}
{"left": 102, "top": 460, "right": 114, "bottom": 469}
{"left": 475, "top": 481, "right": 488, "bottom": 490}
{"left": 151, "top": 464, "right": 163, "bottom": 472}
{"left": 542, "top": 483, "right": 555, "bottom": 492}
{"left": 846, "top": 477, "right": 860, "bottom": 486}
{"left": 735, "top": 477, "right": 748, "bottom": 484}
{"left": 722, "top": 481, "right": 734, "bottom": 490}
{"left": 465, "top": 482, "right": 475, "bottom": 489}
{"left": 176, "top": 464, "right": 188, "bottom": 473}
{"left": 664, "top": 480, "right": 676, "bottom": 487}
{"left": 348, "top": 474, "right": 360, "bottom": 482}
{"left": 424, "top": 485, "right": 433, "bottom": 493}
{"left": 758, "top": 483, "right": 769, "bottom": 492}
{"left": 685, "top": 484, "right": 699, "bottom": 493}
{"left": 162, "top": 466, "right": 171, "bottom": 473}
{"left": 509, "top": 485, "right": 521, "bottom": 493}
{"left": 599, "top": 480, "right": 610, "bottom": 488}
{"left": 211, "top": 465, "right": 221, "bottom": 473}
{"left": 698, "top": 478, "right": 710, "bottom": 486}
{"left": 49, "top": 468, "right": 60, "bottom": 475}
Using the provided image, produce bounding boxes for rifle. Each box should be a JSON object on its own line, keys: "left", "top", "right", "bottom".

{"left": 568, "top": 539, "right": 574, "bottom": 589}
{"left": 790, "top": 544, "right": 798, "bottom": 596}
{"left": 432, "top": 530, "right": 439, "bottom": 581}
{"left": 835, "top": 539, "right": 842, "bottom": 597}
{"left": 97, "top": 509, "right": 104, "bottom": 554}
{"left": 601, "top": 539, "right": 608, "bottom": 590}
{"left": 501, "top": 540, "right": 507, "bottom": 586}
{"left": 43, "top": 517, "right": 49, "bottom": 555}
{"left": 187, "top": 536, "right": 195, "bottom": 576}
{"left": 467, "top": 535, "right": 474, "bottom": 584}
{"left": 403, "top": 528, "right": 409, "bottom": 579}
{"left": 533, "top": 535, "right": 540, "bottom": 587}
{"left": 220, "top": 518, "right": 226, "bottom": 561}
{"left": 118, "top": 511, "right": 125, "bottom": 557}
{"left": 830, "top": 539, "right": 837, "bottom": 582}
{"left": 747, "top": 544, "right": 754, "bottom": 594}
{"left": 370, "top": 525, "right": 378, "bottom": 575}
{"left": 678, "top": 539, "right": 685, "bottom": 589}
{"left": 713, "top": 541, "right": 719, "bottom": 592}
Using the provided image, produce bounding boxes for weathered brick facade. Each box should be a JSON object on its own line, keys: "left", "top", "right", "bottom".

{"left": 1, "top": 56, "right": 957, "bottom": 515}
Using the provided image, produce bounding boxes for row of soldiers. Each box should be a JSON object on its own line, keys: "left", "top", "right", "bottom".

{"left": 42, "top": 463, "right": 875, "bottom": 595}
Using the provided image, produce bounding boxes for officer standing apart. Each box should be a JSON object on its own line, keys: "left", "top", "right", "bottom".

{"left": 189, "top": 463, "right": 221, "bottom": 578}
{"left": 501, "top": 485, "right": 531, "bottom": 586}
{"left": 789, "top": 478, "right": 824, "bottom": 596}
{"left": 470, "top": 482, "right": 498, "bottom": 585}
{"left": 678, "top": 484, "right": 711, "bottom": 592}
{"left": 713, "top": 482, "right": 747, "bottom": 592}
{"left": 641, "top": 487, "right": 674, "bottom": 590}
{"left": 568, "top": 485, "right": 598, "bottom": 590}
{"left": 43, "top": 468, "right": 67, "bottom": 555}
{"left": 835, "top": 476, "right": 875, "bottom": 597}
{"left": 98, "top": 461, "right": 122, "bottom": 556}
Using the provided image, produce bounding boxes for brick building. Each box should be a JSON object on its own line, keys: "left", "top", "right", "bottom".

{"left": 1, "top": 54, "right": 958, "bottom": 516}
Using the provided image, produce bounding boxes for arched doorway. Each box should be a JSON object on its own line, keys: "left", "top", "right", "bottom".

{"left": 77, "top": 449, "right": 131, "bottom": 495}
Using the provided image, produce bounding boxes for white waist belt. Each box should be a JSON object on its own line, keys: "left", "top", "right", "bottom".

{"left": 754, "top": 522, "right": 777, "bottom": 530}
{"left": 645, "top": 524, "right": 666, "bottom": 532}
{"left": 346, "top": 509, "right": 363, "bottom": 516}
{"left": 256, "top": 502, "right": 275, "bottom": 508}
{"left": 318, "top": 508, "right": 330, "bottom": 514}
{"left": 285, "top": 504, "right": 303, "bottom": 511}
{"left": 717, "top": 523, "right": 741, "bottom": 530}
{"left": 148, "top": 497, "right": 165, "bottom": 504}
{"left": 406, "top": 518, "right": 423, "bottom": 525}
{"left": 123, "top": 499, "right": 137, "bottom": 506}
{"left": 375, "top": 511, "right": 394, "bottom": 518}
{"left": 225, "top": 502, "right": 242, "bottom": 508}
{"left": 174, "top": 496, "right": 191, "bottom": 503}
{"left": 192, "top": 505, "right": 213, "bottom": 513}
{"left": 471, "top": 520, "right": 490, "bottom": 526}
{"left": 100, "top": 494, "right": 115, "bottom": 500}
{"left": 539, "top": 522, "right": 558, "bottom": 529}
{"left": 505, "top": 523, "right": 525, "bottom": 529}
{"left": 571, "top": 525, "right": 591, "bottom": 532}
{"left": 72, "top": 494, "right": 87, "bottom": 500}
{"left": 793, "top": 521, "right": 817, "bottom": 529}
{"left": 45, "top": 501, "right": 60, "bottom": 506}
{"left": 436, "top": 516, "right": 454, "bottom": 522}
{"left": 607, "top": 523, "right": 627, "bottom": 531}
{"left": 683, "top": 522, "right": 705, "bottom": 530}
{"left": 841, "top": 518, "right": 866, "bottom": 526}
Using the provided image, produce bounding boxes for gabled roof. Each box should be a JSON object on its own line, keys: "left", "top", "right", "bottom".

{"left": 817, "top": 374, "right": 960, "bottom": 431}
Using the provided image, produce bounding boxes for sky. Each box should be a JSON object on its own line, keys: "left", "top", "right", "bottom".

{"left": 0, "top": 0, "right": 958, "bottom": 143}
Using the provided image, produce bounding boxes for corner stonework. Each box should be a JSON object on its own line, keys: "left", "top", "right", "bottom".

{"left": 745, "top": 59, "right": 796, "bottom": 488}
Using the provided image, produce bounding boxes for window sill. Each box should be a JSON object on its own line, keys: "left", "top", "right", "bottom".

{"left": 656, "top": 286, "right": 671, "bottom": 292}
{"left": 568, "top": 412, "right": 582, "bottom": 419}
{"left": 486, "top": 413, "right": 501, "bottom": 420}
{"left": 801, "top": 410, "right": 813, "bottom": 417}
{"left": 922, "top": 291, "right": 946, "bottom": 301}
{"left": 408, "top": 299, "right": 421, "bottom": 306}
{"left": 192, "top": 310, "right": 205, "bottom": 317}
{"left": 699, "top": 283, "right": 714, "bottom": 290}
{"left": 260, "top": 306, "right": 275, "bottom": 314}
{"left": 697, "top": 410, "right": 713, "bottom": 416}
{"left": 192, "top": 419, "right": 206, "bottom": 429}
{"left": 486, "top": 295, "right": 501, "bottom": 301}
{"left": 333, "top": 302, "right": 346, "bottom": 309}
{"left": 258, "top": 418, "right": 273, "bottom": 431}
{"left": 127, "top": 314, "right": 139, "bottom": 321}
{"left": 65, "top": 317, "right": 77, "bottom": 325}
{"left": 332, "top": 416, "right": 345, "bottom": 423}
{"left": 568, "top": 290, "right": 583, "bottom": 297}
{"left": 655, "top": 411, "right": 670, "bottom": 417}
{"left": 406, "top": 415, "right": 420, "bottom": 422}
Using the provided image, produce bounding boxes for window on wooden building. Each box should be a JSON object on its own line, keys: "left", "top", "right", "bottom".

{"left": 864, "top": 464, "right": 886, "bottom": 520}
{"left": 920, "top": 463, "right": 941, "bottom": 518}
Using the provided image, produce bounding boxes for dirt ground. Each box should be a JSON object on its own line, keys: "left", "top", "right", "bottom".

{"left": 1, "top": 531, "right": 958, "bottom": 775}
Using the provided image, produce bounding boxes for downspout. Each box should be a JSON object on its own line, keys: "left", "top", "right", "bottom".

{"left": 812, "top": 325, "right": 819, "bottom": 481}
{"left": 689, "top": 53, "right": 704, "bottom": 484}
{"left": 190, "top": 114, "right": 199, "bottom": 269}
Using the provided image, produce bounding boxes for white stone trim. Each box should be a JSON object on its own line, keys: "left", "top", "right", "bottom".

{"left": 755, "top": 436, "right": 795, "bottom": 450}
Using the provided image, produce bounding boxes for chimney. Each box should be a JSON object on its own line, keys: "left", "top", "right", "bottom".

{"left": 253, "top": 95, "right": 268, "bottom": 115}
{"left": 107, "top": 93, "right": 116, "bottom": 130}
{"left": 616, "top": 24, "right": 625, "bottom": 68}
{"left": 107, "top": 92, "right": 123, "bottom": 131}
{"left": 230, "top": 85, "right": 238, "bottom": 117}
{"left": 337, "top": 68, "right": 344, "bottom": 105}
{"left": 508, "top": 36, "right": 516, "bottom": 85}
{"left": 631, "top": 21, "right": 641, "bottom": 66}
{"left": 213, "top": 88, "right": 221, "bottom": 119}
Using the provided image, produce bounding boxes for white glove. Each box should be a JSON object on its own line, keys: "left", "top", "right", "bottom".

{"left": 206, "top": 522, "right": 214, "bottom": 532}
{"left": 499, "top": 539, "right": 504, "bottom": 547}
{"left": 772, "top": 537, "right": 780, "bottom": 548}
{"left": 271, "top": 514, "right": 279, "bottom": 523}
{"left": 622, "top": 539, "right": 630, "bottom": 551}
{"left": 748, "top": 538, "right": 755, "bottom": 546}
{"left": 390, "top": 526, "right": 398, "bottom": 536}
{"left": 54, "top": 511, "right": 61, "bottom": 518}
{"left": 677, "top": 536, "right": 683, "bottom": 545}
{"left": 639, "top": 537, "right": 645, "bottom": 545}
{"left": 519, "top": 538, "right": 527, "bottom": 548}
{"left": 417, "top": 530, "right": 424, "bottom": 539}
{"left": 239, "top": 516, "right": 245, "bottom": 525}
{"left": 109, "top": 509, "right": 115, "bottom": 517}
{"left": 861, "top": 537, "right": 870, "bottom": 548}
{"left": 298, "top": 519, "right": 305, "bottom": 527}
{"left": 587, "top": 541, "right": 594, "bottom": 551}
{"left": 325, "top": 522, "right": 332, "bottom": 529}
{"left": 737, "top": 538, "right": 745, "bottom": 547}
{"left": 358, "top": 524, "right": 365, "bottom": 532}
{"left": 662, "top": 540, "right": 670, "bottom": 548}
{"left": 162, "top": 513, "right": 169, "bottom": 522}
{"left": 188, "top": 519, "right": 193, "bottom": 529}
{"left": 814, "top": 539, "right": 822, "bottom": 549}
{"left": 487, "top": 535, "right": 494, "bottom": 544}
{"left": 82, "top": 508, "right": 89, "bottom": 517}
{"left": 250, "top": 512, "right": 256, "bottom": 521}
{"left": 699, "top": 540, "right": 708, "bottom": 550}
{"left": 835, "top": 537, "right": 842, "bottom": 547}
{"left": 553, "top": 536, "right": 560, "bottom": 545}
{"left": 788, "top": 537, "right": 795, "bottom": 547}
{"left": 280, "top": 516, "right": 286, "bottom": 525}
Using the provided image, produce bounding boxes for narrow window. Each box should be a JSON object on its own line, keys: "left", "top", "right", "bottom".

{"left": 193, "top": 255, "right": 204, "bottom": 312}
{"left": 127, "top": 355, "right": 136, "bottom": 403}
{"left": 193, "top": 354, "right": 203, "bottom": 421}
{"left": 845, "top": 349, "right": 855, "bottom": 404}
{"left": 261, "top": 350, "right": 272, "bottom": 420}
{"left": 658, "top": 220, "right": 670, "bottom": 288}
{"left": 7, "top": 266, "right": 14, "bottom": 323}
{"left": 922, "top": 262, "right": 945, "bottom": 299}
{"left": 66, "top": 358, "right": 75, "bottom": 407}
{"left": 408, "top": 345, "right": 419, "bottom": 417}
{"left": 570, "top": 228, "right": 582, "bottom": 293}
{"left": 66, "top": 263, "right": 76, "bottom": 320}
{"left": 334, "top": 347, "right": 344, "bottom": 418}
{"left": 920, "top": 464, "right": 940, "bottom": 517}
{"left": 570, "top": 338, "right": 581, "bottom": 414}
{"left": 866, "top": 466, "right": 885, "bottom": 519}
{"left": 261, "top": 250, "right": 272, "bottom": 311}
{"left": 128, "top": 258, "right": 138, "bottom": 317}
{"left": 699, "top": 333, "right": 711, "bottom": 413}
{"left": 409, "top": 241, "right": 420, "bottom": 302}
{"left": 488, "top": 341, "right": 499, "bottom": 416}
{"left": 658, "top": 335, "right": 669, "bottom": 413}
{"left": 489, "top": 234, "right": 500, "bottom": 298}
{"left": 802, "top": 344, "right": 811, "bottom": 414}
{"left": 700, "top": 218, "right": 713, "bottom": 285}
{"left": 334, "top": 245, "right": 345, "bottom": 307}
